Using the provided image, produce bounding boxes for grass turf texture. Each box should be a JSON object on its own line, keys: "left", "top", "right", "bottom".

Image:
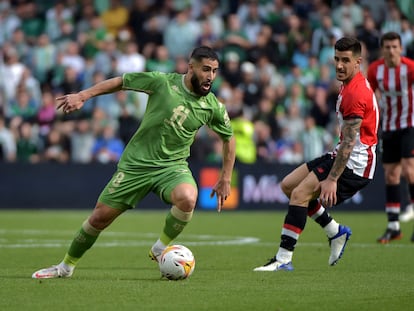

{"left": 0, "top": 210, "right": 413, "bottom": 311}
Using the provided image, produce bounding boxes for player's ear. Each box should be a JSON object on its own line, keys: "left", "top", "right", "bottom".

{"left": 355, "top": 56, "right": 362, "bottom": 69}
{"left": 188, "top": 61, "right": 194, "bottom": 73}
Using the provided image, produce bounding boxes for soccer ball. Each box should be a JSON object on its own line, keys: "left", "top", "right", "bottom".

{"left": 159, "top": 245, "right": 195, "bottom": 280}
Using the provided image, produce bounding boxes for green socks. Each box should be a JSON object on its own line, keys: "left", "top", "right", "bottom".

{"left": 63, "top": 219, "right": 101, "bottom": 267}
{"left": 160, "top": 206, "right": 193, "bottom": 245}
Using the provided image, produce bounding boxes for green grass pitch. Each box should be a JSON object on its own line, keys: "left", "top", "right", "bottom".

{"left": 0, "top": 209, "right": 413, "bottom": 311}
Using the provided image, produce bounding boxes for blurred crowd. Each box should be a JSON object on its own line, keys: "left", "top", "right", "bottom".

{"left": 0, "top": 0, "right": 413, "bottom": 165}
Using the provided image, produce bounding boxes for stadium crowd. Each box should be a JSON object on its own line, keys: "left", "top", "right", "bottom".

{"left": 0, "top": 0, "right": 413, "bottom": 165}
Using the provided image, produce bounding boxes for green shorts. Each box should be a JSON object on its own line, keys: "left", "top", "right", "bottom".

{"left": 98, "top": 164, "right": 197, "bottom": 211}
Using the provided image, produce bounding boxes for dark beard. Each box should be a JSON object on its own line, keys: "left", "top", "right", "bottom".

{"left": 191, "top": 75, "right": 210, "bottom": 96}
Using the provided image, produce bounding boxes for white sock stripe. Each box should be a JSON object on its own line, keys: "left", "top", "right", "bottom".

{"left": 281, "top": 228, "right": 299, "bottom": 240}
{"left": 171, "top": 205, "right": 193, "bottom": 222}
{"left": 82, "top": 219, "right": 101, "bottom": 236}
{"left": 385, "top": 207, "right": 400, "bottom": 214}
{"left": 310, "top": 207, "right": 325, "bottom": 220}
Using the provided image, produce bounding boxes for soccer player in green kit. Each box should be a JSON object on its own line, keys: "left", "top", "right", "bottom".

{"left": 32, "top": 46, "right": 236, "bottom": 279}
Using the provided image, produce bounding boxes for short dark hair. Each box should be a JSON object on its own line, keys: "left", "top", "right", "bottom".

{"left": 190, "top": 46, "right": 219, "bottom": 63}
{"left": 335, "top": 37, "right": 361, "bottom": 56}
{"left": 380, "top": 32, "right": 401, "bottom": 46}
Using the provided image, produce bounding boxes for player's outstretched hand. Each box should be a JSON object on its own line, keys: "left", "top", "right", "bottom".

{"left": 210, "top": 179, "right": 231, "bottom": 212}
{"left": 56, "top": 93, "right": 85, "bottom": 114}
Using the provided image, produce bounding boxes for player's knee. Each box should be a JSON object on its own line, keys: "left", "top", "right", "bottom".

{"left": 290, "top": 187, "right": 309, "bottom": 207}
{"left": 178, "top": 195, "right": 197, "bottom": 210}
{"left": 280, "top": 178, "right": 292, "bottom": 197}
{"left": 88, "top": 214, "right": 108, "bottom": 230}
{"left": 88, "top": 203, "right": 120, "bottom": 229}
{"left": 385, "top": 173, "right": 400, "bottom": 184}
{"left": 173, "top": 191, "right": 197, "bottom": 211}
{"left": 401, "top": 163, "right": 414, "bottom": 182}
{"left": 172, "top": 185, "right": 197, "bottom": 207}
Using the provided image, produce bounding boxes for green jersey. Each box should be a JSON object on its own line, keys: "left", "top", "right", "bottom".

{"left": 118, "top": 71, "right": 233, "bottom": 170}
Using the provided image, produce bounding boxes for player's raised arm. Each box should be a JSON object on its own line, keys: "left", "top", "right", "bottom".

{"left": 56, "top": 77, "right": 124, "bottom": 114}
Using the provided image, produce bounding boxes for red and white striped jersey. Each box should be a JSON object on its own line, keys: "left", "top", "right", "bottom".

{"left": 335, "top": 72, "right": 379, "bottom": 179}
{"left": 367, "top": 56, "right": 414, "bottom": 132}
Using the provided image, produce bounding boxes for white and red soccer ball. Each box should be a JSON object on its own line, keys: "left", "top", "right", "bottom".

{"left": 158, "top": 245, "right": 195, "bottom": 280}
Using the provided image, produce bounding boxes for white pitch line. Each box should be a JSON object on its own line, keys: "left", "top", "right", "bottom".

{"left": 1, "top": 229, "right": 413, "bottom": 249}
{"left": 1, "top": 239, "right": 414, "bottom": 249}
{"left": 0, "top": 229, "right": 260, "bottom": 248}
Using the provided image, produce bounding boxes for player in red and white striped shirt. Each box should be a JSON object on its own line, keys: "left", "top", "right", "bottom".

{"left": 367, "top": 32, "right": 414, "bottom": 243}
{"left": 254, "top": 38, "right": 379, "bottom": 271}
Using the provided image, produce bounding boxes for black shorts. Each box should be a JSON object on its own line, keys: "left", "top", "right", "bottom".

{"left": 306, "top": 153, "right": 371, "bottom": 205}
{"left": 381, "top": 127, "right": 414, "bottom": 163}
